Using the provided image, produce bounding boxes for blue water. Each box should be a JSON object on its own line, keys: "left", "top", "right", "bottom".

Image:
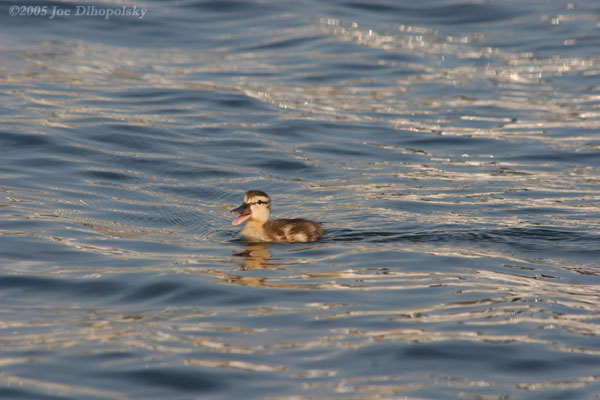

{"left": 1, "top": 0, "right": 600, "bottom": 398}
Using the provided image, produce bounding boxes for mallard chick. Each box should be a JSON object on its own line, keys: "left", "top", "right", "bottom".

{"left": 231, "top": 190, "right": 323, "bottom": 243}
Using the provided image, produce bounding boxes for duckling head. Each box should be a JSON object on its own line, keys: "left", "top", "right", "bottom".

{"left": 231, "top": 190, "right": 271, "bottom": 226}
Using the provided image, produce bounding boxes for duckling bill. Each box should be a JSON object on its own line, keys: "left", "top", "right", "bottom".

{"left": 231, "top": 190, "right": 323, "bottom": 243}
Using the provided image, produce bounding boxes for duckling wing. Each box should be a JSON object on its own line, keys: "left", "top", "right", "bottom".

{"left": 264, "top": 219, "right": 323, "bottom": 243}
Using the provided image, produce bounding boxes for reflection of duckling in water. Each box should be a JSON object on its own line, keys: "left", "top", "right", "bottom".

{"left": 233, "top": 242, "right": 273, "bottom": 270}
{"left": 231, "top": 190, "right": 323, "bottom": 243}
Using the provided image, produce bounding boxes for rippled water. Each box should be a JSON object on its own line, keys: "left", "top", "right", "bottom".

{"left": 2, "top": 0, "right": 600, "bottom": 398}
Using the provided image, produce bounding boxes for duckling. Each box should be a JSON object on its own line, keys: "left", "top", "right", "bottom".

{"left": 231, "top": 190, "right": 323, "bottom": 243}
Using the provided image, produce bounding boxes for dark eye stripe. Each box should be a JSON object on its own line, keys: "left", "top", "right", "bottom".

{"left": 250, "top": 200, "right": 269, "bottom": 205}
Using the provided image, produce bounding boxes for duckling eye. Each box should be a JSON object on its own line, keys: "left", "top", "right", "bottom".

{"left": 257, "top": 200, "right": 263, "bottom": 205}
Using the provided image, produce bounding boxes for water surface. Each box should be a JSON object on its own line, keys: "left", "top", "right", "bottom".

{"left": 1, "top": 0, "right": 600, "bottom": 398}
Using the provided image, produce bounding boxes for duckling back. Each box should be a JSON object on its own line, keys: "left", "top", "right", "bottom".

{"left": 264, "top": 218, "right": 323, "bottom": 243}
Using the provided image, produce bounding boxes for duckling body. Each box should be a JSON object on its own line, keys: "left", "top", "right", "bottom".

{"left": 231, "top": 190, "right": 323, "bottom": 243}
{"left": 242, "top": 218, "right": 322, "bottom": 243}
